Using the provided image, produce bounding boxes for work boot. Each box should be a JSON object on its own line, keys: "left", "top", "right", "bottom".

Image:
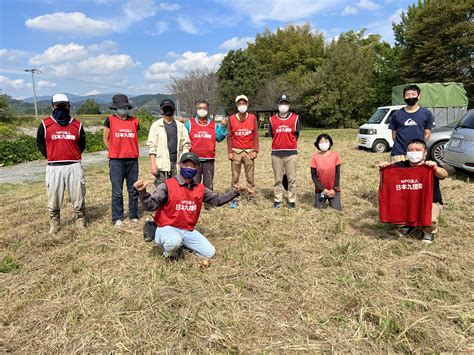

{"left": 49, "top": 219, "right": 60, "bottom": 234}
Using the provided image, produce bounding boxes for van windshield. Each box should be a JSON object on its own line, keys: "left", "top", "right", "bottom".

{"left": 368, "top": 108, "right": 390, "bottom": 124}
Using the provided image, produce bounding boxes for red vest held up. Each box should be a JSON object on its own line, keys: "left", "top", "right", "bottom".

{"left": 379, "top": 165, "right": 434, "bottom": 226}
{"left": 229, "top": 113, "right": 256, "bottom": 149}
{"left": 189, "top": 118, "right": 216, "bottom": 159}
{"left": 107, "top": 115, "right": 139, "bottom": 159}
{"left": 155, "top": 177, "right": 205, "bottom": 231}
{"left": 270, "top": 113, "right": 298, "bottom": 151}
{"left": 43, "top": 116, "right": 82, "bottom": 162}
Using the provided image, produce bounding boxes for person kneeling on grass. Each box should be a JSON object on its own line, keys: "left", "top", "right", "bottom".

{"left": 310, "top": 133, "right": 342, "bottom": 210}
{"left": 379, "top": 139, "right": 448, "bottom": 243}
{"left": 134, "top": 152, "right": 244, "bottom": 258}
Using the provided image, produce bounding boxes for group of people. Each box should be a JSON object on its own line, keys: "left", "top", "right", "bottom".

{"left": 36, "top": 84, "right": 446, "bottom": 260}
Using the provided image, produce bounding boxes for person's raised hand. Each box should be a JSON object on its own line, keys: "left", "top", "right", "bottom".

{"left": 424, "top": 160, "right": 437, "bottom": 168}
{"left": 379, "top": 162, "right": 391, "bottom": 168}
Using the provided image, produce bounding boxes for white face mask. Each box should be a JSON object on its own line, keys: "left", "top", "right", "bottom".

{"left": 237, "top": 105, "right": 248, "bottom": 113}
{"left": 319, "top": 142, "right": 330, "bottom": 151}
{"left": 197, "top": 109, "right": 208, "bottom": 118}
{"left": 279, "top": 104, "right": 289, "bottom": 115}
{"left": 406, "top": 151, "right": 424, "bottom": 163}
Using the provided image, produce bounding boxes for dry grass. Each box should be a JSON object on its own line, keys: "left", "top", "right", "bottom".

{"left": 1, "top": 129, "right": 473, "bottom": 352}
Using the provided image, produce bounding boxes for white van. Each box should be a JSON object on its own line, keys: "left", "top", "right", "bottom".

{"left": 357, "top": 105, "right": 404, "bottom": 152}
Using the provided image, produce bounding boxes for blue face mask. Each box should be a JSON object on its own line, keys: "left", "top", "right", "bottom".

{"left": 180, "top": 167, "right": 198, "bottom": 179}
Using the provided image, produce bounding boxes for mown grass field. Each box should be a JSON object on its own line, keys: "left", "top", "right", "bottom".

{"left": 1, "top": 129, "right": 473, "bottom": 352}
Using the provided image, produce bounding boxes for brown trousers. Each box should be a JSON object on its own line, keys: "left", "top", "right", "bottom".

{"left": 271, "top": 155, "right": 297, "bottom": 203}
{"left": 231, "top": 151, "right": 255, "bottom": 196}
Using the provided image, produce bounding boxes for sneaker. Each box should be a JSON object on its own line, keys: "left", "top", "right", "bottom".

{"left": 422, "top": 233, "right": 435, "bottom": 244}
{"left": 114, "top": 220, "right": 123, "bottom": 228}
{"left": 287, "top": 202, "right": 296, "bottom": 209}
{"left": 273, "top": 201, "right": 282, "bottom": 209}
{"left": 130, "top": 218, "right": 139, "bottom": 223}
{"left": 398, "top": 226, "right": 415, "bottom": 237}
{"left": 143, "top": 220, "right": 157, "bottom": 242}
{"left": 230, "top": 200, "right": 238, "bottom": 209}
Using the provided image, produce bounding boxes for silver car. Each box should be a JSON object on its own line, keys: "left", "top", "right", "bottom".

{"left": 427, "top": 120, "right": 460, "bottom": 164}
{"left": 444, "top": 109, "right": 474, "bottom": 173}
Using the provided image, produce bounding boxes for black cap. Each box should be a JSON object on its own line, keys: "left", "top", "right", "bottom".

{"left": 160, "top": 99, "right": 175, "bottom": 109}
{"left": 109, "top": 94, "right": 133, "bottom": 110}
{"left": 277, "top": 94, "right": 290, "bottom": 104}
{"left": 179, "top": 152, "right": 200, "bottom": 165}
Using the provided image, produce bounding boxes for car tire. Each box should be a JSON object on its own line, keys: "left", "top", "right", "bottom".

{"left": 429, "top": 140, "right": 448, "bottom": 164}
{"left": 372, "top": 140, "right": 388, "bottom": 153}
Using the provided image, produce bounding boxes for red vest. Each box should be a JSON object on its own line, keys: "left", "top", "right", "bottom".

{"left": 155, "top": 177, "right": 205, "bottom": 231}
{"left": 43, "top": 116, "right": 82, "bottom": 162}
{"left": 229, "top": 113, "right": 256, "bottom": 149}
{"left": 379, "top": 165, "right": 434, "bottom": 226}
{"left": 189, "top": 118, "right": 216, "bottom": 159}
{"left": 107, "top": 115, "right": 139, "bottom": 159}
{"left": 270, "top": 113, "right": 298, "bottom": 151}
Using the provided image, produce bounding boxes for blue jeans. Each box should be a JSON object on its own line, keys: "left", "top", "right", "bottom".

{"left": 109, "top": 158, "right": 139, "bottom": 222}
{"left": 154, "top": 225, "right": 216, "bottom": 257}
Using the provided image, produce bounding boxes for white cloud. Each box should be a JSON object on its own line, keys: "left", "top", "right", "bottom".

{"left": 215, "top": 0, "right": 342, "bottom": 23}
{"left": 145, "top": 51, "right": 225, "bottom": 81}
{"left": 0, "top": 49, "right": 32, "bottom": 62}
{"left": 365, "top": 8, "right": 404, "bottom": 43}
{"left": 356, "top": 0, "right": 380, "bottom": 11}
{"left": 219, "top": 36, "right": 254, "bottom": 50}
{"left": 341, "top": 6, "right": 358, "bottom": 16}
{"left": 86, "top": 89, "right": 101, "bottom": 95}
{"left": 158, "top": 2, "right": 181, "bottom": 11}
{"left": 29, "top": 43, "right": 88, "bottom": 65}
{"left": 149, "top": 21, "right": 169, "bottom": 35}
{"left": 37, "top": 80, "right": 56, "bottom": 88}
{"left": 177, "top": 17, "right": 199, "bottom": 34}
{"left": 87, "top": 40, "right": 119, "bottom": 54}
{"left": 77, "top": 54, "right": 135, "bottom": 75}
{"left": 25, "top": 12, "right": 113, "bottom": 36}
{"left": 0, "top": 75, "right": 26, "bottom": 90}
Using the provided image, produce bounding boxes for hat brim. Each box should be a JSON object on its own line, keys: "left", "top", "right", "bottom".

{"left": 278, "top": 100, "right": 290, "bottom": 104}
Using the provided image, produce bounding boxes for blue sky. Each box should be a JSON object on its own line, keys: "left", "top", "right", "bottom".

{"left": 0, "top": 0, "right": 413, "bottom": 99}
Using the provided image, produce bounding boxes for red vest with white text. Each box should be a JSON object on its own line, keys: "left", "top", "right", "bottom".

{"left": 270, "top": 113, "right": 298, "bottom": 151}
{"left": 155, "top": 177, "right": 205, "bottom": 231}
{"left": 379, "top": 165, "right": 434, "bottom": 226}
{"left": 229, "top": 113, "right": 256, "bottom": 149}
{"left": 189, "top": 118, "right": 216, "bottom": 159}
{"left": 43, "top": 116, "right": 82, "bottom": 162}
{"left": 107, "top": 115, "right": 139, "bottom": 159}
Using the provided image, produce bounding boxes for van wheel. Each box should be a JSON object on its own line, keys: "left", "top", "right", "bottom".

{"left": 430, "top": 140, "right": 447, "bottom": 164}
{"left": 372, "top": 140, "right": 388, "bottom": 153}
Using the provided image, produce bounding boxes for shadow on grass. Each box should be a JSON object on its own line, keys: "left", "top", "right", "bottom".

{"left": 349, "top": 209, "right": 400, "bottom": 240}
{"left": 86, "top": 203, "right": 109, "bottom": 223}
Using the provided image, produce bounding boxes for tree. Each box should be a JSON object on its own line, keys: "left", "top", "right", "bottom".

{"left": 76, "top": 99, "right": 101, "bottom": 115}
{"left": 168, "top": 68, "right": 219, "bottom": 117}
{"left": 394, "top": 0, "right": 474, "bottom": 107}
{"left": 300, "top": 30, "right": 378, "bottom": 128}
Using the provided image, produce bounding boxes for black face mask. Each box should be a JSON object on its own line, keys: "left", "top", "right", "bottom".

{"left": 162, "top": 106, "right": 175, "bottom": 117}
{"left": 404, "top": 97, "right": 418, "bottom": 106}
{"left": 52, "top": 105, "right": 71, "bottom": 126}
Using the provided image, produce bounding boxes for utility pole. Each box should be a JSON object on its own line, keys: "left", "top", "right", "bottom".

{"left": 25, "top": 68, "right": 41, "bottom": 119}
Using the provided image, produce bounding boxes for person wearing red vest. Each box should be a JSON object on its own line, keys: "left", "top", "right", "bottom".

{"left": 103, "top": 94, "right": 140, "bottom": 228}
{"left": 227, "top": 95, "right": 259, "bottom": 208}
{"left": 185, "top": 99, "right": 228, "bottom": 190}
{"left": 134, "top": 152, "right": 244, "bottom": 259}
{"left": 36, "top": 94, "right": 86, "bottom": 234}
{"left": 379, "top": 139, "right": 448, "bottom": 243}
{"left": 269, "top": 94, "right": 301, "bottom": 209}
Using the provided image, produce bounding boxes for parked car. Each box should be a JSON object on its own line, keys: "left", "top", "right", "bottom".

{"left": 427, "top": 119, "right": 460, "bottom": 164}
{"left": 443, "top": 109, "right": 474, "bottom": 173}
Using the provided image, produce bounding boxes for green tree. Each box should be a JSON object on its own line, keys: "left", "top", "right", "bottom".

{"left": 217, "top": 49, "right": 267, "bottom": 114}
{"left": 300, "top": 30, "right": 378, "bottom": 128}
{"left": 76, "top": 99, "right": 101, "bottom": 115}
{"left": 393, "top": 0, "right": 474, "bottom": 107}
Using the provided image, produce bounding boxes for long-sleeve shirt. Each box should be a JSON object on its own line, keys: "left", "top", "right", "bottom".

{"left": 36, "top": 122, "right": 86, "bottom": 158}
{"left": 138, "top": 175, "right": 239, "bottom": 211}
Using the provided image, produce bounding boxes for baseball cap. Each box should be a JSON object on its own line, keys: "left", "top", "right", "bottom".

{"left": 160, "top": 99, "right": 175, "bottom": 108}
{"left": 277, "top": 94, "right": 290, "bottom": 104}
{"left": 179, "top": 152, "right": 200, "bottom": 165}
{"left": 52, "top": 94, "right": 69, "bottom": 104}
{"left": 235, "top": 95, "right": 248, "bottom": 103}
